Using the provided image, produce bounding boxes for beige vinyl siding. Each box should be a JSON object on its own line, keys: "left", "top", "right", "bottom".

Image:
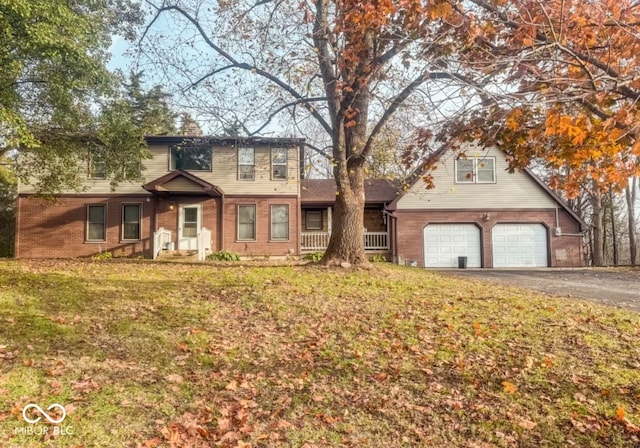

{"left": 396, "top": 146, "right": 555, "bottom": 209}
{"left": 19, "top": 144, "right": 300, "bottom": 195}
{"left": 161, "top": 177, "right": 205, "bottom": 192}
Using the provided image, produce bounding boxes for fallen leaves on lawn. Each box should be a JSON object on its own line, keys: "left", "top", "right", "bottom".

{"left": 502, "top": 381, "right": 518, "bottom": 395}
{"left": 2, "top": 260, "right": 640, "bottom": 447}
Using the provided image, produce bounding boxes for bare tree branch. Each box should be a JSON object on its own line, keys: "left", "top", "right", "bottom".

{"left": 249, "top": 97, "right": 328, "bottom": 136}
{"left": 141, "top": 4, "right": 333, "bottom": 135}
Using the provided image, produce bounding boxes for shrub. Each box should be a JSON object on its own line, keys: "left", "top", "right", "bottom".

{"left": 303, "top": 251, "right": 324, "bottom": 261}
{"left": 370, "top": 255, "right": 388, "bottom": 263}
{"left": 92, "top": 251, "right": 113, "bottom": 261}
{"left": 206, "top": 250, "right": 240, "bottom": 261}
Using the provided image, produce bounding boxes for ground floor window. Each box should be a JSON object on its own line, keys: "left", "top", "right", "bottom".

{"left": 271, "top": 204, "right": 289, "bottom": 240}
{"left": 122, "top": 204, "right": 141, "bottom": 240}
{"left": 87, "top": 204, "right": 106, "bottom": 241}
{"left": 305, "top": 210, "right": 322, "bottom": 230}
{"left": 237, "top": 204, "right": 256, "bottom": 240}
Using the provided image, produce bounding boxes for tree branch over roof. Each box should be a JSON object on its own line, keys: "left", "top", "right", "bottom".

{"left": 141, "top": 4, "right": 333, "bottom": 135}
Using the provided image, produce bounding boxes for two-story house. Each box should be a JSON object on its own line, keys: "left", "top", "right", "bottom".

{"left": 15, "top": 138, "right": 585, "bottom": 267}
{"left": 15, "top": 136, "right": 305, "bottom": 259}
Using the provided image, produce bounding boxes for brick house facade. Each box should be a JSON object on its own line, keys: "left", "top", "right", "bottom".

{"left": 15, "top": 138, "right": 585, "bottom": 267}
{"left": 16, "top": 136, "right": 305, "bottom": 259}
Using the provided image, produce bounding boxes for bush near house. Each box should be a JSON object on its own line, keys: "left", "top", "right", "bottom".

{"left": 206, "top": 250, "right": 241, "bottom": 262}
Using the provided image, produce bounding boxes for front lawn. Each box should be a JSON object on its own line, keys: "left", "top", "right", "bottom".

{"left": 0, "top": 260, "right": 639, "bottom": 447}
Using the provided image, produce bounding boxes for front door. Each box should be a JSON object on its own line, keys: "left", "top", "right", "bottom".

{"left": 178, "top": 204, "right": 202, "bottom": 250}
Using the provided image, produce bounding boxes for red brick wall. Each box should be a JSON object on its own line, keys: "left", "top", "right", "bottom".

{"left": 223, "top": 196, "right": 300, "bottom": 257}
{"left": 393, "top": 208, "right": 584, "bottom": 268}
{"left": 17, "top": 194, "right": 301, "bottom": 258}
{"left": 16, "top": 195, "right": 154, "bottom": 258}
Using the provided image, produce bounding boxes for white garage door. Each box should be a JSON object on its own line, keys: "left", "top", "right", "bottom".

{"left": 492, "top": 224, "right": 548, "bottom": 268}
{"left": 423, "top": 224, "right": 482, "bottom": 268}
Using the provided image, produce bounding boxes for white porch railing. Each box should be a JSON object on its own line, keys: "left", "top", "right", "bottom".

{"left": 301, "top": 231, "right": 389, "bottom": 251}
{"left": 301, "top": 232, "right": 331, "bottom": 251}
{"left": 364, "top": 231, "right": 389, "bottom": 250}
{"left": 197, "top": 227, "right": 212, "bottom": 261}
{"left": 153, "top": 227, "right": 172, "bottom": 259}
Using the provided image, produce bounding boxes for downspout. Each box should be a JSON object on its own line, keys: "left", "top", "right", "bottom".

{"left": 296, "top": 194, "right": 301, "bottom": 257}
{"left": 382, "top": 208, "right": 397, "bottom": 262}
{"left": 219, "top": 195, "right": 225, "bottom": 250}
{"left": 151, "top": 195, "right": 158, "bottom": 258}
{"left": 15, "top": 195, "right": 21, "bottom": 258}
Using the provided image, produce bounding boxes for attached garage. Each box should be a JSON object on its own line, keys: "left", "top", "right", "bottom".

{"left": 423, "top": 224, "right": 482, "bottom": 268}
{"left": 492, "top": 224, "right": 548, "bottom": 267}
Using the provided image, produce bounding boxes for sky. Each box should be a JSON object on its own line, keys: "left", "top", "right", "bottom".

{"left": 107, "top": 36, "right": 135, "bottom": 74}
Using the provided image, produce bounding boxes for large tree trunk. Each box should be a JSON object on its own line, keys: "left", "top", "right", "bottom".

{"left": 323, "top": 180, "right": 366, "bottom": 265}
{"left": 627, "top": 176, "right": 638, "bottom": 265}
{"left": 592, "top": 193, "right": 605, "bottom": 266}
{"left": 322, "top": 154, "right": 368, "bottom": 266}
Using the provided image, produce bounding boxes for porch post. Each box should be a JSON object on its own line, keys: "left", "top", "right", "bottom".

{"left": 327, "top": 207, "right": 332, "bottom": 235}
{"left": 385, "top": 209, "right": 390, "bottom": 250}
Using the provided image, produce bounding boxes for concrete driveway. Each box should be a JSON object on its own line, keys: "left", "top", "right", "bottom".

{"left": 440, "top": 269, "right": 640, "bottom": 312}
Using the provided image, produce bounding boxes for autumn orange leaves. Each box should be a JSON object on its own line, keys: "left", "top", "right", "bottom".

{"left": 459, "top": 0, "right": 640, "bottom": 197}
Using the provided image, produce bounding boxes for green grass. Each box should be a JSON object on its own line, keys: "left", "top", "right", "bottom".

{"left": 0, "top": 259, "right": 639, "bottom": 447}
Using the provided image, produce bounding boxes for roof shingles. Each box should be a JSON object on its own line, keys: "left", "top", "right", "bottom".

{"left": 301, "top": 179, "right": 398, "bottom": 204}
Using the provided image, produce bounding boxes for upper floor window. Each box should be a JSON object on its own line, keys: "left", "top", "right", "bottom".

{"left": 455, "top": 157, "right": 496, "bottom": 184}
{"left": 88, "top": 150, "right": 106, "bottom": 179}
{"left": 238, "top": 147, "right": 255, "bottom": 180}
{"left": 271, "top": 148, "right": 287, "bottom": 180}
{"left": 170, "top": 145, "right": 212, "bottom": 171}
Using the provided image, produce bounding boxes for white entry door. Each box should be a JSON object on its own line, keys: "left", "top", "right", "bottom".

{"left": 492, "top": 224, "right": 548, "bottom": 267}
{"left": 423, "top": 224, "right": 482, "bottom": 268}
{"left": 178, "top": 204, "right": 202, "bottom": 250}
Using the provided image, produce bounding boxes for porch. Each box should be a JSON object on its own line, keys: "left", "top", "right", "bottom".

{"left": 300, "top": 206, "right": 390, "bottom": 252}
{"left": 300, "top": 231, "right": 390, "bottom": 252}
{"left": 153, "top": 226, "right": 212, "bottom": 261}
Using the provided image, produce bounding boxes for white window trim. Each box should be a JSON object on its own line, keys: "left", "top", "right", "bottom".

{"left": 454, "top": 157, "right": 496, "bottom": 184}
{"left": 86, "top": 204, "right": 107, "bottom": 242}
{"left": 237, "top": 204, "right": 257, "bottom": 241}
{"left": 271, "top": 148, "right": 288, "bottom": 180}
{"left": 121, "top": 203, "right": 142, "bottom": 242}
{"left": 270, "top": 204, "right": 290, "bottom": 241}
{"left": 238, "top": 147, "right": 255, "bottom": 181}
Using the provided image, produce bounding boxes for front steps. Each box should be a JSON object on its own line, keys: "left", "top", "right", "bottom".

{"left": 156, "top": 250, "right": 201, "bottom": 262}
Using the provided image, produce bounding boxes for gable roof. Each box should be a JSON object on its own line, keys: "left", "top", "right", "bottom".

{"left": 143, "top": 170, "right": 224, "bottom": 196}
{"left": 301, "top": 179, "right": 399, "bottom": 205}
{"left": 387, "top": 146, "right": 587, "bottom": 229}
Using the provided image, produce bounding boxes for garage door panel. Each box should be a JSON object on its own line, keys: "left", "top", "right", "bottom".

{"left": 492, "top": 224, "right": 548, "bottom": 267}
{"left": 424, "top": 224, "right": 481, "bottom": 268}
